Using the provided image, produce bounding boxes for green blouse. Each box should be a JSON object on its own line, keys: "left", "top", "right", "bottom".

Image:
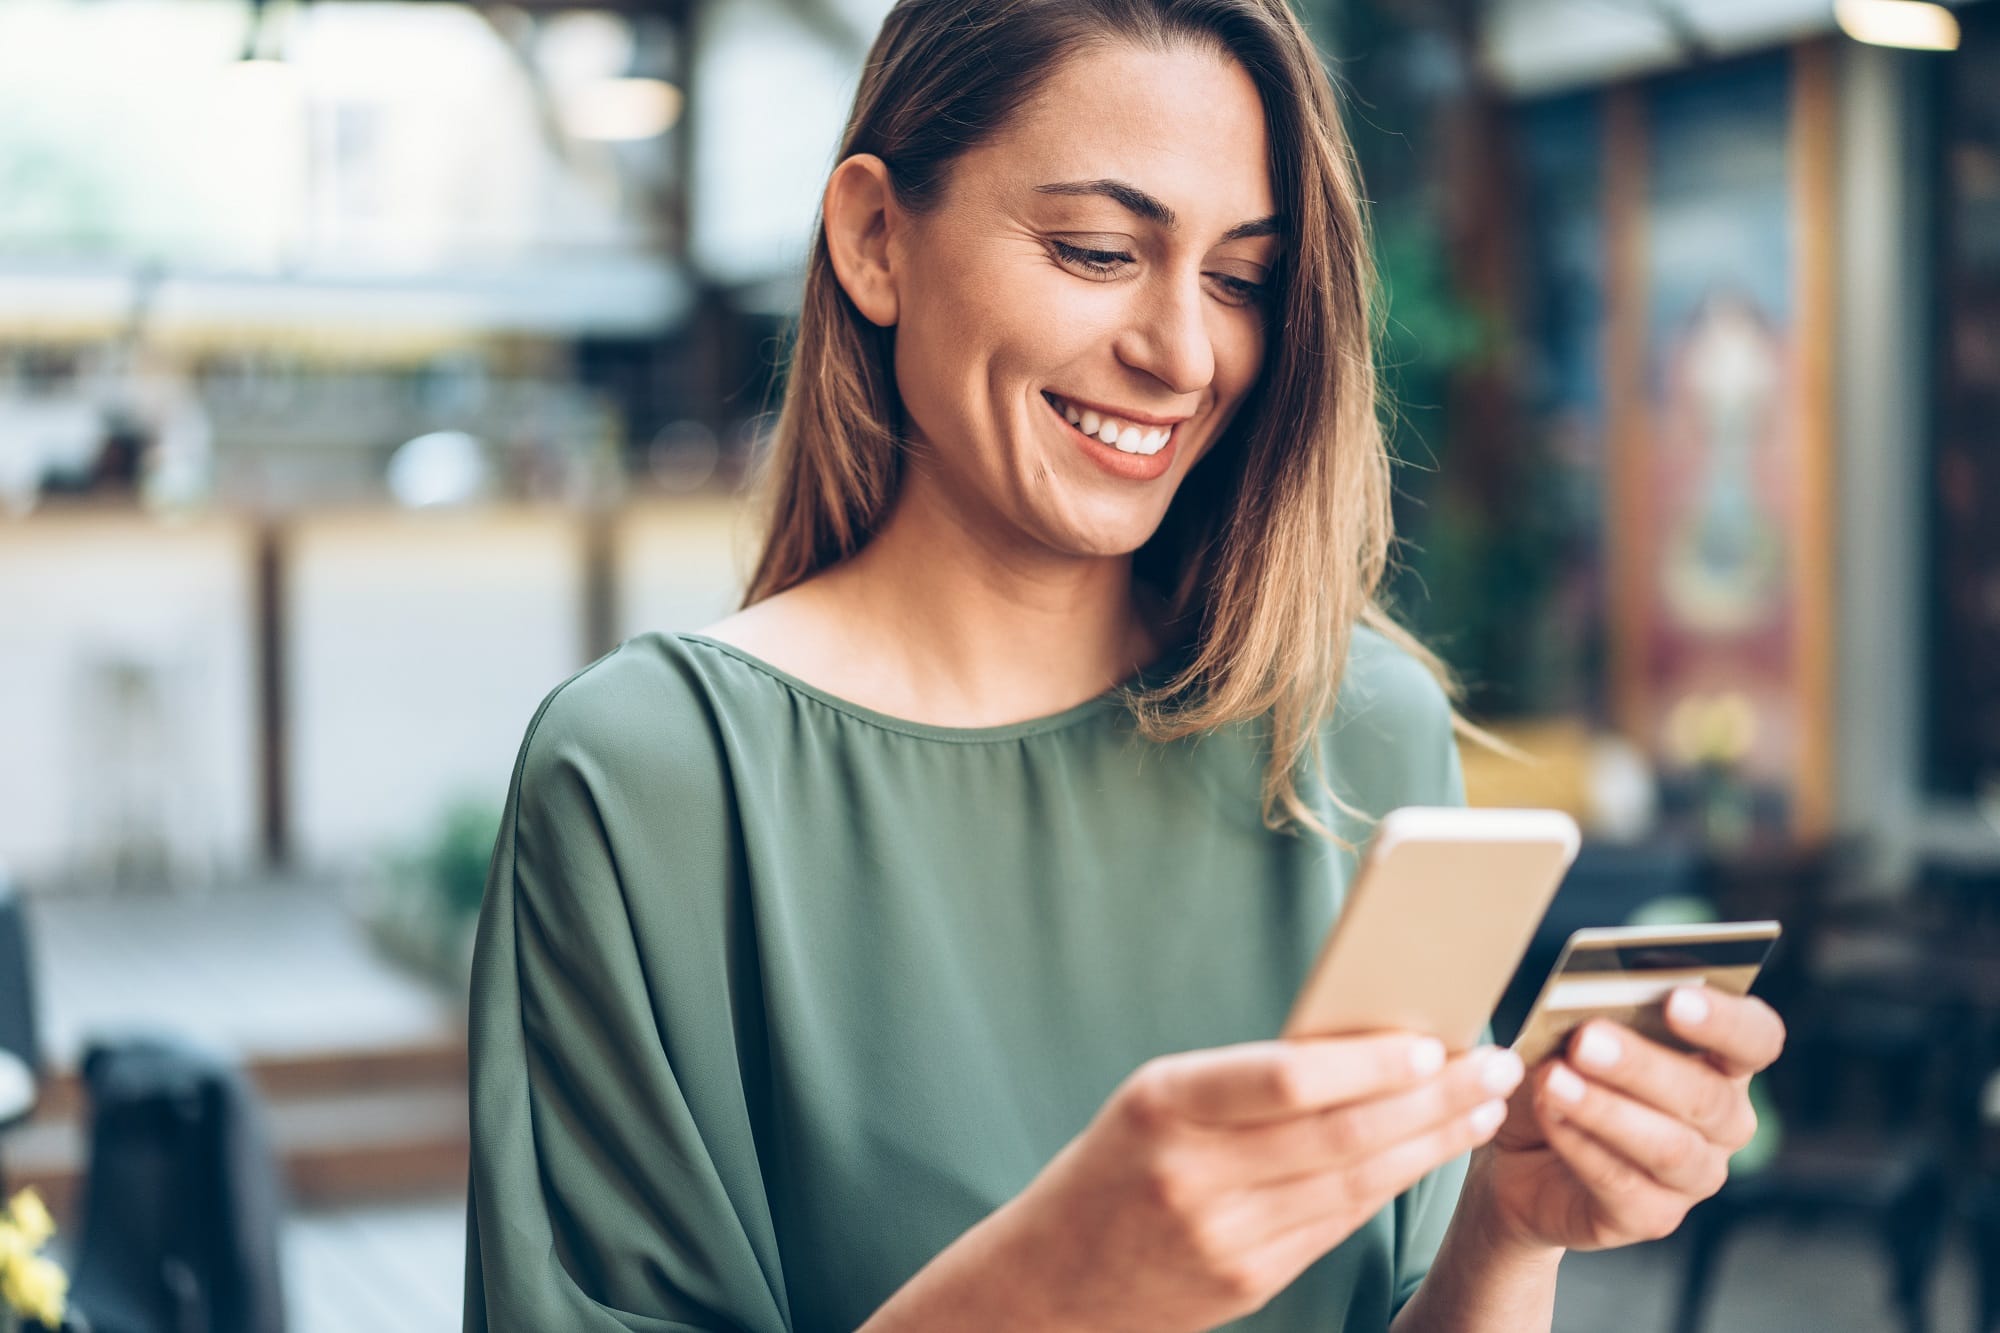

{"left": 464, "top": 625, "right": 1471, "bottom": 1332}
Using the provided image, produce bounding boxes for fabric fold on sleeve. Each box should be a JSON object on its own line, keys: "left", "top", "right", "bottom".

{"left": 464, "top": 670, "right": 791, "bottom": 1333}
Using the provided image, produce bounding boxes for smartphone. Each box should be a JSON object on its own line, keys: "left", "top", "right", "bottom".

{"left": 1510, "top": 920, "right": 1781, "bottom": 1067}
{"left": 1282, "top": 806, "right": 1582, "bottom": 1051}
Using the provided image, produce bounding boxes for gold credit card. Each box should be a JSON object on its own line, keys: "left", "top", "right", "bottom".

{"left": 1510, "top": 921, "right": 1781, "bottom": 1068}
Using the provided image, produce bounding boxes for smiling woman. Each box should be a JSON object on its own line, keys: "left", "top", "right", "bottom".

{"left": 464, "top": 3, "right": 1786, "bottom": 1332}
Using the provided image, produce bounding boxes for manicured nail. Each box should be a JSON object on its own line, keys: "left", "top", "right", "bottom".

{"left": 1669, "top": 987, "right": 1710, "bottom": 1027}
{"left": 1482, "top": 1048, "right": 1525, "bottom": 1094}
{"left": 1411, "top": 1038, "right": 1446, "bottom": 1076}
{"left": 1576, "top": 1025, "right": 1622, "bottom": 1070}
{"left": 1471, "top": 1100, "right": 1507, "bottom": 1134}
{"left": 1547, "top": 1063, "right": 1586, "bottom": 1104}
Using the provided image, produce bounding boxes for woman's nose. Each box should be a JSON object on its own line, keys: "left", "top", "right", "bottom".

{"left": 1116, "top": 269, "right": 1216, "bottom": 396}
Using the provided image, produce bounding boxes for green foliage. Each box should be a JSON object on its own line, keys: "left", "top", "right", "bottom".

{"left": 423, "top": 798, "right": 503, "bottom": 923}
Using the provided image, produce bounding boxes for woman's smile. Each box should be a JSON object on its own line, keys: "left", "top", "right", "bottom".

{"left": 1040, "top": 389, "right": 1184, "bottom": 482}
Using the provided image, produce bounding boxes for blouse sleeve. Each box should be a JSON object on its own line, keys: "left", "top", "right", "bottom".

{"left": 463, "top": 658, "right": 790, "bottom": 1333}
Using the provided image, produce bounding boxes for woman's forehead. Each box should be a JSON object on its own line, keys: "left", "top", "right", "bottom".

{"left": 971, "top": 40, "right": 1278, "bottom": 228}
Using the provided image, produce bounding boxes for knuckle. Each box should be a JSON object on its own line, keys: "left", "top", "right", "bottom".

{"left": 1657, "top": 1124, "right": 1704, "bottom": 1179}
{"left": 1693, "top": 1076, "right": 1738, "bottom": 1130}
{"left": 1209, "top": 1252, "right": 1269, "bottom": 1304}
{"left": 1264, "top": 1058, "right": 1311, "bottom": 1113}
{"left": 1334, "top": 1156, "right": 1383, "bottom": 1209}
{"left": 1733, "top": 1103, "right": 1761, "bottom": 1152}
{"left": 1592, "top": 1149, "right": 1644, "bottom": 1198}
{"left": 1315, "top": 1107, "right": 1364, "bottom": 1162}
{"left": 1647, "top": 1199, "right": 1692, "bottom": 1241}
{"left": 1138, "top": 1146, "right": 1201, "bottom": 1217}
{"left": 1121, "top": 1062, "right": 1176, "bottom": 1131}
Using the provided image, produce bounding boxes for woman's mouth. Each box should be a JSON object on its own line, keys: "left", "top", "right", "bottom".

{"left": 1041, "top": 391, "right": 1175, "bottom": 457}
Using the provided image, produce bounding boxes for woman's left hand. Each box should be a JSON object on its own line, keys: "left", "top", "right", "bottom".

{"left": 1468, "top": 987, "right": 1786, "bottom": 1255}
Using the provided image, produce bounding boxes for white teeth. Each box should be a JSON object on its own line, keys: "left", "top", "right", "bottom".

{"left": 1052, "top": 395, "right": 1172, "bottom": 455}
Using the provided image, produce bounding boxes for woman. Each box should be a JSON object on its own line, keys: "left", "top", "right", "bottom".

{"left": 464, "top": 1, "right": 1785, "bottom": 1329}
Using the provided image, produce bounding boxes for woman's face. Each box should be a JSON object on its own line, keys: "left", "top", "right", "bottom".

{"left": 879, "top": 40, "right": 1281, "bottom": 559}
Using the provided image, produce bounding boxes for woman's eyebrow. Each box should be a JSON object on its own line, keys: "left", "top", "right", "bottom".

{"left": 1033, "top": 178, "right": 1282, "bottom": 242}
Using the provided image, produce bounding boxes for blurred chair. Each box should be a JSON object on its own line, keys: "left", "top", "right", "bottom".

{"left": 67, "top": 1034, "right": 287, "bottom": 1333}
{"left": 1974, "top": 1067, "right": 2000, "bottom": 1333}
{"left": 69, "top": 648, "right": 217, "bottom": 890}
{"left": 1671, "top": 838, "right": 1953, "bottom": 1333}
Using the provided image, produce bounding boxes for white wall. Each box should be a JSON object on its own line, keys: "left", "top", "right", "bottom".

{"left": 612, "top": 495, "right": 749, "bottom": 640}
{"left": 284, "top": 507, "right": 587, "bottom": 869}
{"left": 0, "top": 511, "right": 261, "bottom": 884}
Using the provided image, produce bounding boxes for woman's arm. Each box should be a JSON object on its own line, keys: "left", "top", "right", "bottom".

{"left": 1389, "top": 1151, "right": 1563, "bottom": 1333}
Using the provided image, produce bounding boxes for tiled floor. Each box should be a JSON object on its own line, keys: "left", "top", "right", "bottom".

{"left": 288, "top": 1199, "right": 467, "bottom": 1333}
{"left": 29, "top": 881, "right": 459, "bottom": 1065}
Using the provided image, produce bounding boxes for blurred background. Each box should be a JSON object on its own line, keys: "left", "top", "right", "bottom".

{"left": 0, "top": 0, "right": 1996, "bottom": 1328}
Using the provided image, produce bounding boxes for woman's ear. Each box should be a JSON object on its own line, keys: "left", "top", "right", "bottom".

{"left": 823, "top": 154, "right": 902, "bottom": 328}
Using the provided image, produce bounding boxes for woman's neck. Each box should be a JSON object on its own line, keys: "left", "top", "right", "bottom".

{"left": 722, "top": 471, "right": 1168, "bottom": 729}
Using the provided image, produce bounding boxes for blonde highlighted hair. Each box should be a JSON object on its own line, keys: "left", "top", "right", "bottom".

{"left": 743, "top": 0, "right": 1474, "bottom": 836}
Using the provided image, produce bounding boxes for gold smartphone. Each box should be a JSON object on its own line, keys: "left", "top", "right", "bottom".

{"left": 1283, "top": 807, "right": 1582, "bottom": 1051}
{"left": 1510, "top": 921, "right": 1781, "bottom": 1067}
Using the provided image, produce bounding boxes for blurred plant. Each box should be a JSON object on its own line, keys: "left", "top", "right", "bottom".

{"left": 363, "top": 797, "right": 503, "bottom": 998}
{"left": 0, "top": 1189, "right": 69, "bottom": 1333}
{"left": 1322, "top": 0, "right": 1585, "bottom": 719}
{"left": 424, "top": 799, "right": 505, "bottom": 924}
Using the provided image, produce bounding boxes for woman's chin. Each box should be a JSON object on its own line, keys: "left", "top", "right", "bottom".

{"left": 1031, "top": 491, "right": 1174, "bottom": 560}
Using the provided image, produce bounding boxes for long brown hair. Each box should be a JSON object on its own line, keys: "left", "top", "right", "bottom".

{"left": 743, "top": 0, "right": 1471, "bottom": 836}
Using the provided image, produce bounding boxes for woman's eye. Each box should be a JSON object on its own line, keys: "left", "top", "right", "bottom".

{"left": 1050, "top": 239, "right": 1270, "bottom": 308}
{"left": 1208, "top": 273, "right": 1269, "bottom": 308}
{"left": 1050, "top": 239, "right": 1132, "bottom": 276}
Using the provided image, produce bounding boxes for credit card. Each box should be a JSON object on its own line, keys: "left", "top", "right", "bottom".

{"left": 1510, "top": 921, "right": 1780, "bottom": 1068}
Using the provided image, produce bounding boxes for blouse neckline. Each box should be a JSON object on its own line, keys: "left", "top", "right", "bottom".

{"left": 671, "top": 631, "right": 1189, "bottom": 745}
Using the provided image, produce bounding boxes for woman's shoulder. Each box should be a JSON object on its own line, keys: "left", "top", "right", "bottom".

{"left": 1335, "top": 622, "right": 1455, "bottom": 732}
{"left": 512, "top": 632, "right": 741, "bottom": 811}
{"left": 1322, "top": 622, "right": 1462, "bottom": 811}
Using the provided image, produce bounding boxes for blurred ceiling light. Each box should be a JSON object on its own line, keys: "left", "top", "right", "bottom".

{"left": 561, "top": 77, "right": 683, "bottom": 141}
{"left": 1834, "top": 0, "right": 1961, "bottom": 51}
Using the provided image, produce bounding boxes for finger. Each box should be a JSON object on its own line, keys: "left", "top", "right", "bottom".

{"left": 1564, "top": 1020, "right": 1756, "bottom": 1151}
{"left": 1537, "top": 1061, "right": 1728, "bottom": 1199}
{"left": 1223, "top": 1047, "right": 1524, "bottom": 1185}
{"left": 1224, "top": 1088, "right": 1504, "bottom": 1248}
{"left": 1154, "top": 1034, "right": 1449, "bottom": 1126}
{"left": 1661, "top": 986, "right": 1786, "bottom": 1079}
{"left": 1537, "top": 1108, "right": 1694, "bottom": 1245}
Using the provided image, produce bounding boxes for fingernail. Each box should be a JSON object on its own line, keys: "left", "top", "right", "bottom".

{"left": 1482, "top": 1048, "right": 1525, "bottom": 1094}
{"left": 1410, "top": 1038, "right": 1446, "bottom": 1076}
{"left": 1576, "top": 1026, "right": 1622, "bottom": 1070}
{"left": 1669, "top": 988, "right": 1710, "bottom": 1027}
{"left": 1547, "top": 1063, "right": 1586, "bottom": 1105}
{"left": 1471, "top": 1099, "right": 1507, "bottom": 1134}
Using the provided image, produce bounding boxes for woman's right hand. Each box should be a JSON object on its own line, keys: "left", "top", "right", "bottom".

{"left": 973, "top": 1033, "right": 1524, "bottom": 1333}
